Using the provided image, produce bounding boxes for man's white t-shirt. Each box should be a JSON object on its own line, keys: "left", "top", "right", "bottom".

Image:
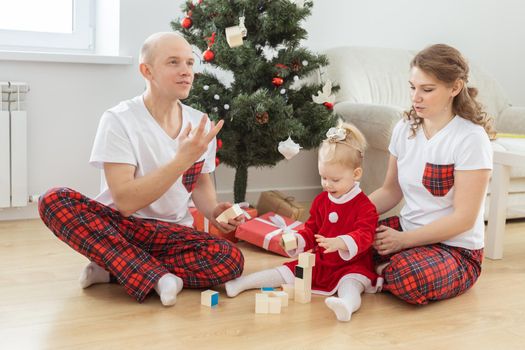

{"left": 89, "top": 95, "right": 216, "bottom": 227}
{"left": 389, "top": 116, "right": 493, "bottom": 249}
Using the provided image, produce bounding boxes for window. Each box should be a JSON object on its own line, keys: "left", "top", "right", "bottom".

{"left": 0, "top": 0, "right": 94, "bottom": 53}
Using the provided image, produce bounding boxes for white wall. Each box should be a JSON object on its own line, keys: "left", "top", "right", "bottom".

{"left": 0, "top": 0, "right": 523, "bottom": 220}
{"left": 305, "top": 0, "right": 525, "bottom": 106}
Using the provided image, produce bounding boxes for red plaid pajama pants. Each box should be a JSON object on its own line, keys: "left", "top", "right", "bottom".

{"left": 376, "top": 216, "right": 483, "bottom": 305}
{"left": 38, "top": 187, "right": 244, "bottom": 302}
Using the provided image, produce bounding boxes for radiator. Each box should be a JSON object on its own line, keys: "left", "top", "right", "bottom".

{"left": 1, "top": 82, "right": 29, "bottom": 208}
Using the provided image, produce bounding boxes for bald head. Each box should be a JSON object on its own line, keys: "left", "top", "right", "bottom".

{"left": 139, "top": 32, "right": 190, "bottom": 64}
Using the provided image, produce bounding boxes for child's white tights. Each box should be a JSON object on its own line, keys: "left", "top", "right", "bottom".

{"left": 225, "top": 268, "right": 285, "bottom": 297}
{"left": 325, "top": 278, "right": 364, "bottom": 322}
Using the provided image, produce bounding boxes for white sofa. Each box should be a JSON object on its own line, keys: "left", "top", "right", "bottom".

{"left": 320, "top": 46, "right": 525, "bottom": 219}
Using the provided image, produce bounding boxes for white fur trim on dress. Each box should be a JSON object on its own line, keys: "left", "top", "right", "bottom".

{"left": 327, "top": 182, "right": 361, "bottom": 204}
{"left": 338, "top": 235, "right": 358, "bottom": 261}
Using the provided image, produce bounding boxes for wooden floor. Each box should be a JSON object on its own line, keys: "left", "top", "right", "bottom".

{"left": 1, "top": 219, "right": 524, "bottom": 350}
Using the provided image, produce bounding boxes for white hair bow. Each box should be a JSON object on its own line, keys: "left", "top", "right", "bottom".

{"left": 326, "top": 127, "right": 346, "bottom": 142}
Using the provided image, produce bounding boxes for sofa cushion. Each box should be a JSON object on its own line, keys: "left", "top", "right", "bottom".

{"left": 334, "top": 102, "right": 403, "bottom": 150}
{"left": 491, "top": 138, "right": 525, "bottom": 178}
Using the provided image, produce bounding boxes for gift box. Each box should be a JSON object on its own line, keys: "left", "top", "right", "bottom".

{"left": 256, "top": 190, "right": 306, "bottom": 221}
{"left": 235, "top": 212, "right": 304, "bottom": 256}
{"left": 189, "top": 203, "right": 257, "bottom": 243}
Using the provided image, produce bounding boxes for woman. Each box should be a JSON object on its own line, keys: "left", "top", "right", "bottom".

{"left": 370, "top": 44, "right": 494, "bottom": 305}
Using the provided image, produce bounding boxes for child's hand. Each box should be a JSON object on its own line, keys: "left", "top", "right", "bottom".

{"left": 315, "top": 234, "right": 346, "bottom": 253}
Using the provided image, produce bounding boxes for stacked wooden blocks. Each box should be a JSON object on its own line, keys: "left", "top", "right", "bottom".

{"left": 255, "top": 293, "right": 282, "bottom": 314}
{"left": 254, "top": 252, "right": 315, "bottom": 313}
{"left": 294, "top": 252, "right": 315, "bottom": 303}
{"left": 255, "top": 287, "right": 291, "bottom": 314}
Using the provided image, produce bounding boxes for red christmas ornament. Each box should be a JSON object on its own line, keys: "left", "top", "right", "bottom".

{"left": 215, "top": 156, "right": 220, "bottom": 167}
{"left": 203, "top": 32, "right": 216, "bottom": 62}
{"left": 181, "top": 16, "right": 193, "bottom": 29}
{"left": 272, "top": 77, "right": 284, "bottom": 87}
{"left": 217, "top": 139, "right": 223, "bottom": 149}
{"left": 203, "top": 49, "right": 215, "bottom": 62}
{"left": 323, "top": 102, "right": 334, "bottom": 110}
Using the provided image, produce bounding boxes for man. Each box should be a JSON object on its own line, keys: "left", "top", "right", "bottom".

{"left": 39, "top": 32, "right": 244, "bottom": 306}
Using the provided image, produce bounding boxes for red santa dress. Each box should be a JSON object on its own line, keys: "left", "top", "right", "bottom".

{"left": 278, "top": 184, "right": 381, "bottom": 295}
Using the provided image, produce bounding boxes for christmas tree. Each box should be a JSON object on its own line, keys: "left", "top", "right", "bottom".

{"left": 172, "top": 0, "right": 338, "bottom": 203}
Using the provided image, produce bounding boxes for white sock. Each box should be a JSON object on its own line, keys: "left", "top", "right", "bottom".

{"left": 154, "top": 273, "right": 183, "bottom": 306}
{"left": 225, "top": 268, "right": 285, "bottom": 297}
{"left": 325, "top": 278, "right": 364, "bottom": 322}
{"left": 79, "top": 261, "right": 110, "bottom": 289}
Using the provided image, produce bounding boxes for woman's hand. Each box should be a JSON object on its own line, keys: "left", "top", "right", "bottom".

{"left": 374, "top": 225, "right": 405, "bottom": 255}
{"left": 315, "top": 234, "right": 346, "bottom": 253}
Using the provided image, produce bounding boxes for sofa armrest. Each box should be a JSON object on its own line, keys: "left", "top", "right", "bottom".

{"left": 496, "top": 106, "right": 525, "bottom": 134}
{"left": 334, "top": 102, "right": 404, "bottom": 150}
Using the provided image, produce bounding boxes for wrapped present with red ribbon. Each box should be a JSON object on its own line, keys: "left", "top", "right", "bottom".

{"left": 235, "top": 212, "right": 304, "bottom": 256}
{"left": 190, "top": 202, "right": 257, "bottom": 243}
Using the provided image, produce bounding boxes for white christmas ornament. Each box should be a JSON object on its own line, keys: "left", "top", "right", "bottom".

{"left": 224, "top": 104, "right": 230, "bottom": 110}
{"left": 328, "top": 212, "right": 339, "bottom": 223}
{"left": 225, "top": 26, "right": 243, "bottom": 48}
{"left": 214, "top": 94, "right": 220, "bottom": 100}
{"left": 225, "top": 16, "right": 247, "bottom": 48}
{"left": 312, "top": 80, "right": 336, "bottom": 104}
{"left": 293, "top": 75, "right": 299, "bottom": 81}
{"left": 203, "top": 85, "right": 210, "bottom": 90}
{"left": 278, "top": 136, "right": 302, "bottom": 160}
{"left": 280, "top": 88, "right": 286, "bottom": 94}
{"left": 302, "top": 60, "right": 309, "bottom": 66}
{"left": 239, "top": 16, "right": 247, "bottom": 37}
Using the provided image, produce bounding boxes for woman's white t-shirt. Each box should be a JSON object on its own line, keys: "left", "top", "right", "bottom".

{"left": 89, "top": 95, "right": 216, "bottom": 226}
{"left": 389, "top": 116, "right": 492, "bottom": 249}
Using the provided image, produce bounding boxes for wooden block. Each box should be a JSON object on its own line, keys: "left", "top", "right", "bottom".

{"left": 270, "top": 291, "right": 288, "bottom": 307}
{"left": 255, "top": 293, "right": 269, "bottom": 314}
{"left": 294, "top": 277, "right": 311, "bottom": 293}
{"left": 303, "top": 267, "right": 312, "bottom": 284}
{"left": 282, "top": 233, "right": 297, "bottom": 251}
{"left": 294, "top": 268, "right": 312, "bottom": 304}
{"left": 225, "top": 26, "right": 243, "bottom": 48}
{"left": 298, "top": 252, "right": 315, "bottom": 268}
{"left": 268, "top": 296, "right": 282, "bottom": 314}
{"left": 216, "top": 204, "right": 243, "bottom": 224}
{"left": 281, "top": 284, "right": 295, "bottom": 299}
{"left": 295, "top": 291, "right": 311, "bottom": 304}
{"left": 295, "top": 265, "right": 304, "bottom": 279}
{"left": 201, "top": 290, "right": 219, "bottom": 307}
